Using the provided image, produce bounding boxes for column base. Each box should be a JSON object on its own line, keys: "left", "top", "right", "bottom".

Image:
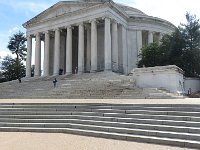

{"left": 65, "top": 72, "right": 72, "bottom": 75}
{"left": 34, "top": 75, "right": 41, "bottom": 77}
{"left": 90, "top": 70, "right": 97, "bottom": 73}
{"left": 78, "top": 71, "right": 84, "bottom": 74}
{"left": 104, "top": 69, "right": 112, "bottom": 72}
{"left": 53, "top": 73, "right": 59, "bottom": 76}
{"left": 43, "top": 74, "right": 50, "bottom": 77}
{"left": 25, "top": 75, "right": 31, "bottom": 78}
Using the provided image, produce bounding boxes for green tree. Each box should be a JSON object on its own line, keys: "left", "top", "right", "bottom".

{"left": 1, "top": 56, "right": 25, "bottom": 81}
{"left": 138, "top": 12, "right": 200, "bottom": 77}
{"left": 160, "top": 28, "right": 186, "bottom": 67}
{"left": 138, "top": 43, "right": 167, "bottom": 67}
{"left": 180, "top": 12, "right": 200, "bottom": 51}
{"left": 7, "top": 31, "right": 27, "bottom": 80}
{"left": 179, "top": 12, "right": 200, "bottom": 77}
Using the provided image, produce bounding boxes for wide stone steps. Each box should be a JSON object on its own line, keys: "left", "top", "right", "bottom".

{"left": 1, "top": 103, "right": 200, "bottom": 148}
{"left": 0, "top": 72, "right": 182, "bottom": 99}
{"left": 1, "top": 117, "right": 200, "bottom": 134}
{"left": 1, "top": 116, "right": 200, "bottom": 128}
{"left": 1, "top": 108, "right": 200, "bottom": 117}
{"left": 1, "top": 113, "right": 200, "bottom": 121}
{"left": 1, "top": 122, "right": 200, "bottom": 141}
{"left": 1, "top": 103, "right": 199, "bottom": 109}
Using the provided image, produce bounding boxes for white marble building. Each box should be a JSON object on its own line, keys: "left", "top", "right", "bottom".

{"left": 23, "top": 0, "right": 175, "bottom": 77}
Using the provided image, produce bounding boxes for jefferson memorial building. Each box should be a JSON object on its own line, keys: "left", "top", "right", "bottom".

{"left": 23, "top": 0, "right": 175, "bottom": 77}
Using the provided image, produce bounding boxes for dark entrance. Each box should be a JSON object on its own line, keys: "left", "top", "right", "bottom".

{"left": 72, "top": 26, "right": 78, "bottom": 74}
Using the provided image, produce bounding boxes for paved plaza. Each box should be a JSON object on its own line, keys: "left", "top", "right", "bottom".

{"left": 0, "top": 132, "right": 192, "bottom": 150}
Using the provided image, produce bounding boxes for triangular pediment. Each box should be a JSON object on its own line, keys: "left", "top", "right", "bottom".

{"left": 39, "top": 4, "right": 90, "bottom": 21}
{"left": 23, "top": 0, "right": 130, "bottom": 28}
{"left": 24, "top": 1, "right": 102, "bottom": 27}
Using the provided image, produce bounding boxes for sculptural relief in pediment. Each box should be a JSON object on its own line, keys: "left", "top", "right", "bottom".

{"left": 38, "top": 5, "right": 87, "bottom": 22}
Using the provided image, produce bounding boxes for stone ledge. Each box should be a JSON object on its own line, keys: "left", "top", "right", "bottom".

{"left": 132, "top": 65, "right": 184, "bottom": 75}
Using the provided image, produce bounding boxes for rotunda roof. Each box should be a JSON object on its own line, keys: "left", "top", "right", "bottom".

{"left": 116, "top": 3, "right": 147, "bottom": 17}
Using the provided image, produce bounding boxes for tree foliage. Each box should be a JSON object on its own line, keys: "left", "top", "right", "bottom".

{"left": 138, "top": 43, "right": 167, "bottom": 67}
{"left": 1, "top": 56, "right": 25, "bottom": 81}
{"left": 7, "top": 31, "right": 27, "bottom": 60}
{"left": 138, "top": 12, "right": 200, "bottom": 77}
{"left": 7, "top": 31, "right": 27, "bottom": 80}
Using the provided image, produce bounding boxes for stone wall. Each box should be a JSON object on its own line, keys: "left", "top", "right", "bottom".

{"left": 132, "top": 65, "right": 185, "bottom": 93}
{"left": 132, "top": 65, "right": 200, "bottom": 94}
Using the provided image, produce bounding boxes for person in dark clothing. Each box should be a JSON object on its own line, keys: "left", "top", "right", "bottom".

{"left": 18, "top": 78, "right": 21, "bottom": 83}
{"left": 53, "top": 78, "right": 57, "bottom": 88}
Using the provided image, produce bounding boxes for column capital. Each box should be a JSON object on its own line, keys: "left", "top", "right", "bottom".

{"left": 111, "top": 19, "right": 118, "bottom": 24}
{"left": 148, "top": 30, "right": 155, "bottom": 34}
{"left": 43, "top": 30, "right": 50, "bottom": 34}
{"left": 26, "top": 34, "right": 32, "bottom": 38}
{"left": 77, "top": 22, "right": 84, "bottom": 27}
{"left": 102, "top": 16, "right": 111, "bottom": 20}
{"left": 34, "top": 32, "right": 41, "bottom": 37}
{"left": 66, "top": 25, "right": 74, "bottom": 30}
{"left": 52, "top": 28, "right": 61, "bottom": 32}
{"left": 89, "top": 19, "right": 97, "bottom": 23}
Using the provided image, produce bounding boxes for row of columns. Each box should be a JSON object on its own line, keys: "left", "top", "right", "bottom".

{"left": 26, "top": 17, "right": 120, "bottom": 78}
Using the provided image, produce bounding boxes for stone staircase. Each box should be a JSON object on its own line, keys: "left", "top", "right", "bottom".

{"left": 0, "top": 103, "right": 200, "bottom": 148}
{"left": 0, "top": 72, "right": 182, "bottom": 99}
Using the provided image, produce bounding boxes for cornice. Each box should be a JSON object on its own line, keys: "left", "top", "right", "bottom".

{"left": 129, "top": 15, "right": 176, "bottom": 31}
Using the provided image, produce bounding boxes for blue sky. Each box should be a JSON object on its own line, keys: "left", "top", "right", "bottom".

{"left": 0, "top": 0, "right": 200, "bottom": 59}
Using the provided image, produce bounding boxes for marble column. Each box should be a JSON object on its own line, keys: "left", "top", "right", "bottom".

{"left": 34, "top": 33, "right": 41, "bottom": 77}
{"left": 104, "top": 17, "right": 111, "bottom": 70}
{"left": 148, "top": 31, "right": 153, "bottom": 44}
{"left": 86, "top": 25, "right": 91, "bottom": 72}
{"left": 137, "top": 30, "right": 143, "bottom": 61}
{"left": 66, "top": 26, "right": 72, "bottom": 74}
{"left": 158, "top": 32, "right": 163, "bottom": 44}
{"left": 43, "top": 31, "right": 50, "bottom": 76}
{"left": 91, "top": 20, "right": 97, "bottom": 72}
{"left": 26, "top": 35, "right": 32, "bottom": 77}
{"left": 122, "top": 25, "right": 128, "bottom": 75}
{"left": 111, "top": 21, "right": 118, "bottom": 71}
{"left": 53, "top": 29, "right": 60, "bottom": 75}
{"left": 78, "top": 23, "right": 84, "bottom": 73}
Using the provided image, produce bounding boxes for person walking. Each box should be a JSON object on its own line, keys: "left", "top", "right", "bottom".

{"left": 53, "top": 78, "right": 57, "bottom": 88}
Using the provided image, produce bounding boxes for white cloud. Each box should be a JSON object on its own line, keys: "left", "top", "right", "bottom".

{"left": 15, "top": 2, "right": 50, "bottom": 14}
{"left": 0, "top": 0, "right": 51, "bottom": 14}
{"left": 0, "top": 33, "right": 9, "bottom": 52}
{"left": 129, "top": 0, "right": 200, "bottom": 26}
{"left": 0, "top": 50, "right": 13, "bottom": 59}
{"left": 8, "top": 27, "right": 19, "bottom": 34}
{"left": 0, "top": 26, "right": 25, "bottom": 55}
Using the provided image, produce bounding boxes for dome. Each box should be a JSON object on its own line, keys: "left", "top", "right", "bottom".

{"left": 116, "top": 3, "right": 147, "bottom": 17}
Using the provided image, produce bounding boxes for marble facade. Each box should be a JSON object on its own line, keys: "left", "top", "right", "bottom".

{"left": 23, "top": 0, "right": 175, "bottom": 77}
